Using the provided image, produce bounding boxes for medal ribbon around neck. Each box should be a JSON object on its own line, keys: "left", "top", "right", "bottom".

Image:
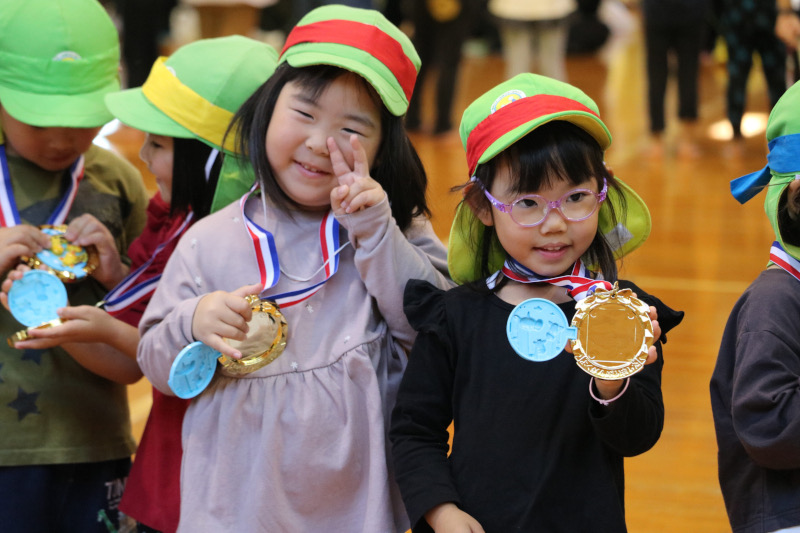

{"left": 0, "top": 144, "right": 85, "bottom": 227}
{"left": 102, "top": 212, "right": 194, "bottom": 316}
{"left": 770, "top": 241, "right": 800, "bottom": 282}
{"left": 498, "top": 257, "right": 612, "bottom": 363}
{"left": 240, "top": 186, "right": 342, "bottom": 308}
{"left": 488, "top": 257, "right": 612, "bottom": 301}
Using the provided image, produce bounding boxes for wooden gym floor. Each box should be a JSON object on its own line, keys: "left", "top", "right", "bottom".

{"left": 100, "top": 9, "right": 781, "bottom": 531}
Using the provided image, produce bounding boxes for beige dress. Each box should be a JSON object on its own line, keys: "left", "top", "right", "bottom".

{"left": 138, "top": 193, "right": 451, "bottom": 532}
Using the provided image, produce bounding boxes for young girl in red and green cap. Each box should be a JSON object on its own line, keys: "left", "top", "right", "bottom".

{"left": 2, "top": 35, "right": 278, "bottom": 533}
{"left": 136, "top": 5, "right": 451, "bottom": 531}
{"left": 390, "top": 73, "right": 684, "bottom": 532}
{"left": 711, "top": 79, "right": 800, "bottom": 533}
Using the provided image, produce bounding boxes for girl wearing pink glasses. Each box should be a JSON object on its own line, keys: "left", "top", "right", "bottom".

{"left": 390, "top": 74, "right": 684, "bottom": 533}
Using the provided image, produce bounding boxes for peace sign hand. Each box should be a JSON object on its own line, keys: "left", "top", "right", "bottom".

{"left": 328, "top": 134, "right": 385, "bottom": 215}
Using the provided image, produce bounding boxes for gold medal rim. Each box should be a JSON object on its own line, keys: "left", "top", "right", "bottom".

{"left": 217, "top": 296, "right": 288, "bottom": 375}
{"left": 7, "top": 318, "right": 67, "bottom": 348}
{"left": 21, "top": 225, "right": 99, "bottom": 283}
{"left": 570, "top": 286, "right": 654, "bottom": 380}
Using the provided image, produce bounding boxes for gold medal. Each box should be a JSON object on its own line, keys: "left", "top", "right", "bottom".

{"left": 217, "top": 295, "right": 288, "bottom": 375}
{"left": 570, "top": 282, "right": 654, "bottom": 380}
{"left": 22, "top": 225, "right": 99, "bottom": 282}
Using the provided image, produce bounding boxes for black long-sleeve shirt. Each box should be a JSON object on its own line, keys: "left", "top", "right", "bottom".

{"left": 390, "top": 279, "right": 684, "bottom": 533}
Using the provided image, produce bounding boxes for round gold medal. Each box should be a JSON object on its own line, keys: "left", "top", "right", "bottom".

{"left": 22, "top": 225, "right": 99, "bottom": 282}
{"left": 570, "top": 283, "right": 654, "bottom": 380}
{"left": 217, "top": 296, "right": 288, "bottom": 375}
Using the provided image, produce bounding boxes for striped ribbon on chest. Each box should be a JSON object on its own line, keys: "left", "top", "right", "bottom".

{"left": 0, "top": 144, "right": 84, "bottom": 227}
{"left": 770, "top": 241, "right": 800, "bottom": 282}
{"left": 102, "top": 212, "right": 194, "bottom": 316}
{"left": 487, "top": 257, "right": 612, "bottom": 301}
{"left": 240, "top": 186, "right": 342, "bottom": 308}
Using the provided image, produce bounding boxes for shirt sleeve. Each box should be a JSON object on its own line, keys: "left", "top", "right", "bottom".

{"left": 730, "top": 285, "right": 800, "bottom": 469}
{"left": 336, "top": 197, "right": 453, "bottom": 351}
{"left": 390, "top": 280, "right": 461, "bottom": 530}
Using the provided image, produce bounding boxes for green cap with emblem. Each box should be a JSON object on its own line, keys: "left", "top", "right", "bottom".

{"left": 0, "top": 0, "right": 120, "bottom": 128}
{"left": 448, "top": 73, "right": 651, "bottom": 284}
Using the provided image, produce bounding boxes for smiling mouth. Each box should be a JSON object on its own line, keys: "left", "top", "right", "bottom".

{"left": 296, "top": 161, "right": 329, "bottom": 175}
{"left": 538, "top": 244, "right": 568, "bottom": 252}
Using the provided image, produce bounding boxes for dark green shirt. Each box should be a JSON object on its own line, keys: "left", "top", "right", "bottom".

{"left": 0, "top": 143, "right": 148, "bottom": 465}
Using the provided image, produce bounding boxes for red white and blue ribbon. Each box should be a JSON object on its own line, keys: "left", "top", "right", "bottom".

{"left": 102, "top": 212, "right": 194, "bottom": 316}
{"left": 769, "top": 241, "right": 800, "bottom": 282}
{"left": 240, "top": 187, "right": 342, "bottom": 308}
{"left": 487, "top": 257, "right": 612, "bottom": 301}
{"left": 0, "top": 144, "right": 84, "bottom": 227}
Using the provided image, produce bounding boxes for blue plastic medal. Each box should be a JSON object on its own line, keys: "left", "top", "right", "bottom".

{"left": 8, "top": 269, "right": 68, "bottom": 327}
{"left": 506, "top": 298, "right": 577, "bottom": 362}
{"left": 168, "top": 341, "right": 220, "bottom": 399}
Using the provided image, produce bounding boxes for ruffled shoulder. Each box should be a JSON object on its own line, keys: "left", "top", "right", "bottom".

{"left": 618, "top": 279, "right": 684, "bottom": 339}
{"left": 403, "top": 279, "right": 448, "bottom": 335}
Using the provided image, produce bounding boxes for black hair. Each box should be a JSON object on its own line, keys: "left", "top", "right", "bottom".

{"left": 230, "top": 62, "right": 430, "bottom": 231}
{"left": 460, "top": 121, "right": 626, "bottom": 288}
{"left": 778, "top": 181, "right": 800, "bottom": 247}
{"left": 169, "top": 137, "right": 222, "bottom": 219}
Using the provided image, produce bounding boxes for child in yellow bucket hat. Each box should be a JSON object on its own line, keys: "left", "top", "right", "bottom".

{"left": 390, "top": 73, "right": 684, "bottom": 532}
{"left": 0, "top": 1, "right": 149, "bottom": 531}
{"left": 135, "top": 5, "right": 451, "bottom": 532}
{"left": 2, "top": 35, "right": 278, "bottom": 533}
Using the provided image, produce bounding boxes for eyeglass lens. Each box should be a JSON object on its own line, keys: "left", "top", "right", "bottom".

{"left": 511, "top": 189, "right": 600, "bottom": 226}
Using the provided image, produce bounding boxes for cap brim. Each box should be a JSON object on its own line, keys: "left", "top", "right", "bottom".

{"left": 0, "top": 79, "right": 119, "bottom": 128}
{"left": 447, "top": 175, "right": 651, "bottom": 285}
{"left": 284, "top": 47, "right": 408, "bottom": 116}
{"left": 105, "top": 88, "right": 195, "bottom": 139}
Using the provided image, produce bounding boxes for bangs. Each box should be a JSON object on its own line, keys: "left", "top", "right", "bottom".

{"left": 290, "top": 65, "right": 383, "bottom": 115}
{"left": 487, "top": 122, "right": 606, "bottom": 194}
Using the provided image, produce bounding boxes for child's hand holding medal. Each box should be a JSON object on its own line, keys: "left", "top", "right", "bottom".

{"left": 169, "top": 283, "right": 288, "bottom": 399}
{"left": 507, "top": 283, "right": 661, "bottom": 398}
{"left": 2, "top": 221, "right": 105, "bottom": 347}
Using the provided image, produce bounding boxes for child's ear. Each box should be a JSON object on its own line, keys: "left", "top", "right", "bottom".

{"left": 464, "top": 182, "right": 494, "bottom": 227}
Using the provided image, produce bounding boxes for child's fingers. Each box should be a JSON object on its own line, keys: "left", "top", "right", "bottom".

{"left": 10, "top": 337, "right": 60, "bottom": 350}
{"left": 343, "top": 188, "right": 385, "bottom": 213}
{"left": 348, "top": 134, "right": 369, "bottom": 177}
{"left": 231, "top": 283, "right": 263, "bottom": 299}
{"left": 203, "top": 335, "right": 242, "bottom": 360}
{"left": 327, "top": 137, "right": 352, "bottom": 181}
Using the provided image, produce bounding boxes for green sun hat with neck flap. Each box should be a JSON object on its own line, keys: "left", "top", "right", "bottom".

{"left": 730, "top": 79, "right": 800, "bottom": 261}
{"left": 105, "top": 36, "right": 279, "bottom": 212}
{"left": 0, "top": 0, "right": 120, "bottom": 129}
{"left": 448, "top": 73, "right": 652, "bottom": 284}
{"left": 278, "top": 4, "right": 420, "bottom": 116}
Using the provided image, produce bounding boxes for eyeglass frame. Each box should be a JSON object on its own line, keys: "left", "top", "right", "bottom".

{"left": 476, "top": 176, "right": 608, "bottom": 227}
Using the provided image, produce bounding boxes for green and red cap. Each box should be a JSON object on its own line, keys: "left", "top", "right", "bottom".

{"left": 279, "top": 5, "right": 420, "bottom": 116}
{"left": 449, "top": 73, "right": 651, "bottom": 284}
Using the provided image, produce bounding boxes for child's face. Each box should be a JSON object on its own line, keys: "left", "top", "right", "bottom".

{"left": 0, "top": 106, "right": 101, "bottom": 172}
{"left": 265, "top": 74, "right": 382, "bottom": 211}
{"left": 788, "top": 178, "right": 800, "bottom": 220}
{"left": 476, "top": 163, "right": 601, "bottom": 277}
{"left": 139, "top": 133, "right": 174, "bottom": 205}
